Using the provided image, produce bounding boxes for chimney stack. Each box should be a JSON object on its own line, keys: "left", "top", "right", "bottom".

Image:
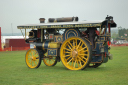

{"left": 39, "top": 18, "right": 45, "bottom": 23}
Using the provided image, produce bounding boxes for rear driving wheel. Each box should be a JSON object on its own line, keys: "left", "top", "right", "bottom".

{"left": 25, "top": 49, "right": 41, "bottom": 68}
{"left": 60, "top": 37, "right": 92, "bottom": 70}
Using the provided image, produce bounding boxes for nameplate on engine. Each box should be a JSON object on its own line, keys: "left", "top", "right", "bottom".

{"left": 47, "top": 48, "right": 58, "bottom": 56}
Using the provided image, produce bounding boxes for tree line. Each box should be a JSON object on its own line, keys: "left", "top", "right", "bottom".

{"left": 112, "top": 28, "right": 128, "bottom": 40}
{"left": 119, "top": 29, "right": 128, "bottom": 37}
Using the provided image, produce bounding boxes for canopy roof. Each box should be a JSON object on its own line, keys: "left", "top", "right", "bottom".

{"left": 17, "top": 20, "right": 116, "bottom": 29}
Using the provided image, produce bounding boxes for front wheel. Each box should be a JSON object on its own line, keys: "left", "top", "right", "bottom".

{"left": 60, "top": 37, "right": 92, "bottom": 70}
{"left": 25, "top": 49, "right": 41, "bottom": 68}
{"left": 43, "top": 55, "right": 57, "bottom": 66}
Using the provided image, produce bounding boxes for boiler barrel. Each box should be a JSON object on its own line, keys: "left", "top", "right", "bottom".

{"left": 48, "top": 17, "right": 78, "bottom": 22}
{"left": 35, "top": 41, "right": 60, "bottom": 50}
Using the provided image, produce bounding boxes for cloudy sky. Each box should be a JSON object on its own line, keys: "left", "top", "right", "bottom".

{"left": 0, "top": 0, "right": 128, "bottom": 34}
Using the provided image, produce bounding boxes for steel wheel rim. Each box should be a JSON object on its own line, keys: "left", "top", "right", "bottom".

{"left": 60, "top": 37, "right": 90, "bottom": 70}
{"left": 26, "top": 49, "right": 40, "bottom": 68}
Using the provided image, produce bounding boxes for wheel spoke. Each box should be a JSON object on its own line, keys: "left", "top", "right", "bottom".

{"left": 67, "top": 44, "right": 72, "bottom": 50}
{"left": 72, "top": 60, "right": 73, "bottom": 67}
{"left": 30, "top": 60, "right": 32, "bottom": 66}
{"left": 33, "top": 52, "right": 38, "bottom": 57}
{"left": 66, "top": 56, "right": 72, "bottom": 61}
{"left": 63, "top": 55, "right": 70, "bottom": 57}
{"left": 74, "top": 60, "right": 76, "bottom": 68}
{"left": 79, "top": 60, "right": 82, "bottom": 67}
{"left": 75, "top": 39, "right": 77, "bottom": 47}
{"left": 79, "top": 55, "right": 87, "bottom": 61}
{"left": 64, "top": 52, "right": 71, "bottom": 54}
{"left": 79, "top": 42, "right": 84, "bottom": 48}
{"left": 78, "top": 47, "right": 87, "bottom": 52}
{"left": 49, "top": 59, "right": 50, "bottom": 64}
{"left": 78, "top": 54, "right": 88, "bottom": 56}
{"left": 67, "top": 58, "right": 73, "bottom": 64}
{"left": 65, "top": 55, "right": 71, "bottom": 57}
{"left": 77, "top": 60, "right": 80, "bottom": 67}
{"left": 64, "top": 48, "right": 71, "bottom": 51}
{"left": 45, "top": 59, "right": 48, "bottom": 62}
{"left": 30, "top": 52, "right": 32, "bottom": 56}
{"left": 77, "top": 56, "right": 86, "bottom": 64}
{"left": 32, "top": 51, "right": 34, "bottom": 56}
{"left": 28, "top": 55, "right": 31, "bottom": 58}
{"left": 80, "top": 50, "right": 87, "bottom": 53}
{"left": 35, "top": 59, "right": 38, "bottom": 63}
{"left": 68, "top": 42, "right": 73, "bottom": 48}
{"left": 76, "top": 41, "right": 81, "bottom": 49}
{"left": 28, "top": 58, "right": 31, "bottom": 61}
{"left": 73, "top": 40, "right": 75, "bottom": 47}
{"left": 51, "top": 59, "right": 55, "bottom": 62}
{"left": 34, "top": 61, "right": 36, "bottom": 66}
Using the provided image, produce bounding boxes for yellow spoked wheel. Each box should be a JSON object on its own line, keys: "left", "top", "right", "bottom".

{"left": 43, "top": 54, "right": 57, "bottom": 66}
{"left": 25, "top": 49, "right": 41, "bottom": 68}
{"left": 60, "top": 37, "right": 92, "bottom": 70}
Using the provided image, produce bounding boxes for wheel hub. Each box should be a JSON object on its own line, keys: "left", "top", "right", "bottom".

{"left": 72, "top": 49, "right": 78, "bottom": 58}
{"left": 32, "top": 57, "right": 36, "bottom": 61}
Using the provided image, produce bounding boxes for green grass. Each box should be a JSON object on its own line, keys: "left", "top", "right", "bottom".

{"left": 0, "top": 46, "right": 128, "bottom": 85}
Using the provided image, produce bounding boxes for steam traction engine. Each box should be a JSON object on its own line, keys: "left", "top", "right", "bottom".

{"left": 17, "top": 16, "right": 117, "bottom": 70}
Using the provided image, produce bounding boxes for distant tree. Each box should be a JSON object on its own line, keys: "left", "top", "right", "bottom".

{"left": 119, "top": 28, "right": 127, "bottom": 37}
{"left": 112, "top": 32, "right": 118, "bottom": 39}
{"left": 118, "top": 28, "right": 128, "bottom": 40}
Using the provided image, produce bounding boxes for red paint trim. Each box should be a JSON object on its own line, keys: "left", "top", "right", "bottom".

{"left": 95, "top": 30, "right": 100, "bottom": 35}
{"left": 107, "top": 41, "right": 111, "bottom": 46}
{"left": 105, "top": 52, "right": 106, "bottom": 58}
{"left": 0, "top": 27, "right": 1, "bottom": 50}
{"left": 108, "top": 24, "right": 110, "bottom": 33}
{"left": 37, "top": 29, "right": 41, "bottom": 38}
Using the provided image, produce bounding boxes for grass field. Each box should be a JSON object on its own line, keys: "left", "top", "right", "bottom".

{"left": 0, "top": 46, "right": 128, "bottom": 85}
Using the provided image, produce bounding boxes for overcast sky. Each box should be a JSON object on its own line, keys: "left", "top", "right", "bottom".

{"left": 0, "top": 0, "right": 128, "bottom": 34}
